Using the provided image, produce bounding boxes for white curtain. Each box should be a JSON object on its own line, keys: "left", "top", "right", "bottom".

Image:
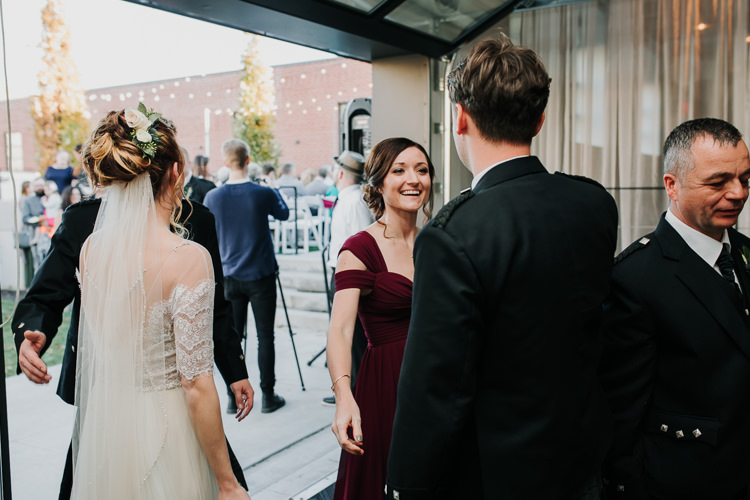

{"left": 483, "top": 0, "right": 749, "bottom": 248}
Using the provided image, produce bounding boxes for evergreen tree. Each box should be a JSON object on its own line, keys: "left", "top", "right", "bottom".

{"left": 233, "top": 35, "right": 279, "bottom": 164}
{"left": 31, "top": 0, "right": 90, "bottom": 170}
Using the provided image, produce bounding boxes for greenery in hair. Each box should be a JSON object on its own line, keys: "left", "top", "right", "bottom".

{"left": 123, "top": 103, "right": 164, "bottom": 159}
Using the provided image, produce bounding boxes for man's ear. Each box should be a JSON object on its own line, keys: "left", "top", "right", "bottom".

{"left": 454, "top": 103, "right": 468, "bottom": 136}
{"left": 533, "top": 112, "right": 545, "bottom": 137}
{"left": 664, "top": 173, "right": 679, "bottom": 202}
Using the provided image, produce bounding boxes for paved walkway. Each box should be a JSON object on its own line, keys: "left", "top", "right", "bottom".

{"left": 5, "top": 320, "right": 340, "bottom": 499}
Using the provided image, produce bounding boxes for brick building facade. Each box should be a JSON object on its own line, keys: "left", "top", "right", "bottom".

{"left": 2, "top": 57, "right": 372, "bottom": 178}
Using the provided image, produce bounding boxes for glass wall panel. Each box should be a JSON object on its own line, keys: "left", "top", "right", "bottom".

{"left": 386, "top": 0, "right": 503, "bottom": 41}
{"left": 472, "top": 0, "right": 749, "bottom": 249}
{"left": 324, "top": 0, "right": 383, "bottom": 13}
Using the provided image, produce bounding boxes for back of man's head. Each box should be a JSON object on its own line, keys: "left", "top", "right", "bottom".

{"left": 663, "top": 117, "right": 743, "bottom": 179}
{"left": 334, "top": 151, "right": 365, "bottom": 186}
{"left": 280, "top": 163, "right": 295, "bottom": 176}
{"left": 222, "top": 139, "right": 250, "bottom": 170}
{"left": 447, "top": 33, "right": 551, "bottom": 145}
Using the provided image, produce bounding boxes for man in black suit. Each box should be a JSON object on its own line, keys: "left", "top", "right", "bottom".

{"left": 183, "top": 153, "right": 216, "bottom": 203}
{"left": 386, "top": 35, "right": 618, "bottom": 499}
{"left": 13, "top": 197, "right": 254, "bottom": 499}
{"left": 600, "top": 118, "right": 750, "bottom": 500}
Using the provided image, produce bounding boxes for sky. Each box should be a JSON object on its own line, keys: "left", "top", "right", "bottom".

{"left": 0, "top": 0, "right": 334, "bottom": 100}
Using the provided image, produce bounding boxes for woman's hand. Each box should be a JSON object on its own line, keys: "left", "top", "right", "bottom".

{"left": 331, "top": 394, "right": 364, "bottom": 455}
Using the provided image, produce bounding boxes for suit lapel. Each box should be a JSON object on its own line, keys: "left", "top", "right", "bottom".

{"left": 472, "top": 156, "right": 548, "bottom": 194}
{"left": 657, "top": 218, "right": 750, "bottom": 360}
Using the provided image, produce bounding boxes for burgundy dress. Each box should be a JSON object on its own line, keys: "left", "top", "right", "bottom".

{"left": 333, "top": 231, "right": 413, "bottom": 500}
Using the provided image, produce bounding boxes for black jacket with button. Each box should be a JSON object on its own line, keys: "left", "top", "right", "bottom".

{"left": 600, "top": 214, "right": 750, "bottom": 499}
{"left": 12, "top": 198, "right": 248, "bottom": 404}
{"left": 184, "top": 175, "right": 216, "bottom": 204}
{"left": 386, "top": 156, "right": 619, "bottom": 499}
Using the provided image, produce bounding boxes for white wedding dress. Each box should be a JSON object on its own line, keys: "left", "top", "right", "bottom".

{"left": 70, "top": 174, "right": 219, "bottom": 499}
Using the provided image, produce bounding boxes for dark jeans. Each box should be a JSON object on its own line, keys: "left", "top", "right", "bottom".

{"left": 330, "top": 272, "right": 367, "bottom": 391}
{"left": 225, "top": 274, "right": 277, "bottom": 394}
{"left": 22, "top": 246, "right": 34, "bottom": 287}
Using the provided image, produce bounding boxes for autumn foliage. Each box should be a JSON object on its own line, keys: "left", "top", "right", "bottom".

{"left": 31, "top": 0, "right": 90, "bottom": 171}
{"left": 232, "top": 35, "right": 279, "bottom": 165}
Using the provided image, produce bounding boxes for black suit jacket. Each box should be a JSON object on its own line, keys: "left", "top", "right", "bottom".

{"left": 184, "top": 176, "right": 216, "bottom": 204}
{"left": 12, "top": 198, "right": 248, "bottom": 405}
{"left": 386, "top": 157, "right": 619, "bottom": 499}
{"left": 600, "top": 215, "right": 750, "bottom": 500}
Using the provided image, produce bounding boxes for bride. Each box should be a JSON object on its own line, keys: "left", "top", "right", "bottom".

{"left": 71, "top": 106, "right": 250, "bottom": 499}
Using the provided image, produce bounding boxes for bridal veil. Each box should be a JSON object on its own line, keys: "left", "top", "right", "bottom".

{"left": 71, "top": 173, "right": 217, "bottom": 498}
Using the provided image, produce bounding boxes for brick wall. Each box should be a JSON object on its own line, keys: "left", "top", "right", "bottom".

{"left": 274, "top": 58, "right": 372, "bottom": 175}
{"left": 0, "top": 57, "right": 372, "bottom": 179}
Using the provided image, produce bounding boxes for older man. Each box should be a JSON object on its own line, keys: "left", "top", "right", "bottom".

{"left": 600, "top": 118, "right": 750, "bottom": 500}
{"left": 386, "top": 34, "right": 618, "bottom": 499}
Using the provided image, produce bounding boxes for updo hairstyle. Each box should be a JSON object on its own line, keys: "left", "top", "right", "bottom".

{"left": 362, "top": 137, "right": 435, "bottom": 221}
{"left": 82, "top": 109, "right": 185, "bottom": 230}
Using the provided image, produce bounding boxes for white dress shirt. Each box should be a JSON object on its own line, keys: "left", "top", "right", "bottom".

{"left": 328, "top": 184, "right": 374, "bottom": 268}
{"left": 665, "top": 208, "right": 736, "bottom": 282}
{"left": 471, "top": 155, "right": 530, "bottom": 190}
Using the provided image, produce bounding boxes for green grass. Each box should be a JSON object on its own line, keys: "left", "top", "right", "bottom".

{"left": 2, "top": 297, "right": 71, "bottom": 378}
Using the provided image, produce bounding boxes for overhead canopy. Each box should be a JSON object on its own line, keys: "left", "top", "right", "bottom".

{"left": 124, "top": 0, "right": 589, "bottom": 61}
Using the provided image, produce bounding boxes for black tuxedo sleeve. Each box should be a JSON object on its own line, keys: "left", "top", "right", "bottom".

{"left": 386, "top": 225, "right": 483, "bottom": 498}
{"left": 599, "top": 265, "right": 657, "bottom": 500}
{"left": 12, "top": 203, "right": 91, "bottom": 364}
{"left": 188, "top": 205, "right": 249, "bottom": 386}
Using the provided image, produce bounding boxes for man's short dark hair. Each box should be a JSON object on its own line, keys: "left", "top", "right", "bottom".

{"left": 663, "top": 118, "right": 743, "bottom": 179}
{"left": 263, "top": 163, "right": 276, "bottom": 175}
{"left": 447, "top": 33, "right": 551, "bottom": 145}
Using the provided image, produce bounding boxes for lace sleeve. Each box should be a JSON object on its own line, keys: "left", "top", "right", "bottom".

{"left": 172, "top": 278, "right": 216, "bottom": 381}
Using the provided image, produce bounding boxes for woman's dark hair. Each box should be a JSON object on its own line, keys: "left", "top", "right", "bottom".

{"left": 362, "top": 137, "right": 435, "bottom": 221}
{"left": 193, "top": 155, "right": 209, "bottom": 178}
{"left": 61, "top": 185, "right": 82, "bottom": 210}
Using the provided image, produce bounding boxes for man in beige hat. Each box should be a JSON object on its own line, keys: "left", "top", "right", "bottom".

{"left": 322, "top": 150, "right": 374, "bottom": 406}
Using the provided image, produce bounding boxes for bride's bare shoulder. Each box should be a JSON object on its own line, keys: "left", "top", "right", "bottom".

{"left": 168, "top": 239, "right": 212, "bottom": 271}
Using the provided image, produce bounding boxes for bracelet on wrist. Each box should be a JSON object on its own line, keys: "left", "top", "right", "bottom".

{"left": 331, "top": 374, "right": 350, "bottom": 391}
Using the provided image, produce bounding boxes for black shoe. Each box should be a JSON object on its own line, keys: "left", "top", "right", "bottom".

{"left": 226, "top": 397, "right": 238, "bottom": 414}
{"left": 321, "top": 396, "right": 335, "bottom": 406}
{"left": 261, "top": 393, "right": 286, "bottom": 413}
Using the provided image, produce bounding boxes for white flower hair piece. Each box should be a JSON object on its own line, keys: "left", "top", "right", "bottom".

{"left": 123, "top": 103, "right": 163, "bottom": 159}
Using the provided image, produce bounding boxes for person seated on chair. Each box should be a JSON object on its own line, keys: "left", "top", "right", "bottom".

{"left": 204, "top": 138, "right": 290, "bottom": 414}
{"left": 276, "top": 162, "right": 305, "bottom": 199}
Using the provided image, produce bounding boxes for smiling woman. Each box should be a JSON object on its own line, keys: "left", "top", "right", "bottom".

{"left": 326, "top": 137, "right": 435, "bottom": 500}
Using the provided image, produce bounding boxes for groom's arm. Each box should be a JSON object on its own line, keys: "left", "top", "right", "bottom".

{"left": 14, "top": 200, "right": 97, "bottom": 369}
{"left": 186, "top": 202, "right": 249, "bottom": 387}
{"left": 386, "top": 224, "right": 483, "bottom": 498}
